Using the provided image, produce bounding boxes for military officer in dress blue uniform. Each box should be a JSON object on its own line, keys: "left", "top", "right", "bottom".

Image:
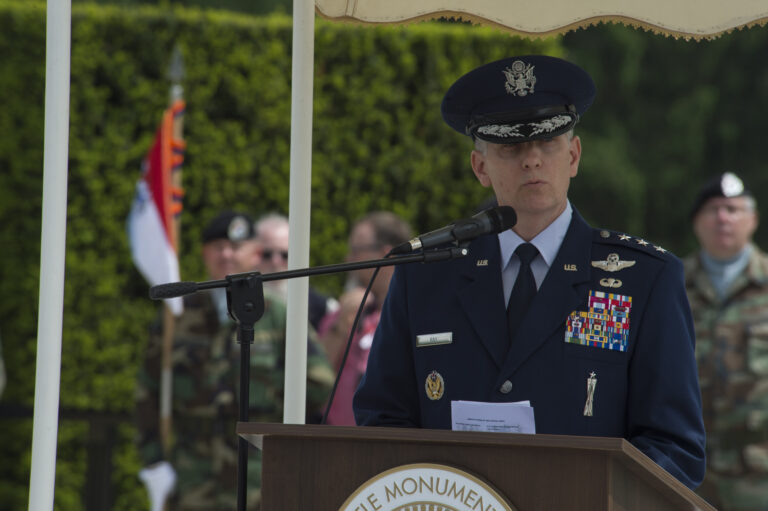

{"left": 353, "top": 55, "right": 706, "bottom": 490}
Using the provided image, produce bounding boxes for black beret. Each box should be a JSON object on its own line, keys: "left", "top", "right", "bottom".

{"left": 441, "top": 55, "right": 596, "bottom": 144}
{"left": 690, "top": 172, "right": 753, "bottom": 219}
{"left": 201, "top": 210, "right": 255, "bottom": 243}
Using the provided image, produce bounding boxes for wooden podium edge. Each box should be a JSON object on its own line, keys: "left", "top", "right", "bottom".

{"left": 238, "top": 422, "right": 715, "bottom": 511}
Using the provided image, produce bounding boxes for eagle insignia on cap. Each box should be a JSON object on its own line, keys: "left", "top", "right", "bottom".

{"left": 503, "top": 60, "right": 536, "bottom": 96}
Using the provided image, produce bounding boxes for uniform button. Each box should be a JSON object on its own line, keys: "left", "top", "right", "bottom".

{"left": 499, "top": 380, "right": 513, "bottom": 394}
{"left": 600, "top": 230, "right": 610, "bottom": 238}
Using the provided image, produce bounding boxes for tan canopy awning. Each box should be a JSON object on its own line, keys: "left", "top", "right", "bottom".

{"left": 316, "top": 0, "right": 768, "bottom": 39}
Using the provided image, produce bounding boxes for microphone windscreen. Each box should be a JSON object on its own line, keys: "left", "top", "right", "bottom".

{"left": 149, "top": 281, "right": 199, "bottom": 300}
{"left": 489, "top": 206, "right": 517, "bottom": 232}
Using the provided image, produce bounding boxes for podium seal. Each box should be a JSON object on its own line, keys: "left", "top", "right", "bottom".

{"left": 339, "top": 463, "right": 516, "bottom": 511}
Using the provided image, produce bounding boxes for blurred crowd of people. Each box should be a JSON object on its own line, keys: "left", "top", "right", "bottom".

{"left": 133, "top": 208, "right": 412, "bottom": 510}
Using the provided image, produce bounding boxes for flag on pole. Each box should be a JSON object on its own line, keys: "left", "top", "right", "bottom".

{"left": 128, "top": 99, "right": 186, "bottom": 315}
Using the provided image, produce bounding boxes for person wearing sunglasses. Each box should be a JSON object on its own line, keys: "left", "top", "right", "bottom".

{"left": 317, "top": 211, "right": 413, "bottom": 425}
{"left": 254, "top": 212, "right": 337, "bottom": 331}
{"left": 135, "top": 210, "right": 334, "bottom": 510}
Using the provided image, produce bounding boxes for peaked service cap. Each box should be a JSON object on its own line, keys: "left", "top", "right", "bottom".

{"left": 441, "top": 55, "right": 596, "bottom": 144}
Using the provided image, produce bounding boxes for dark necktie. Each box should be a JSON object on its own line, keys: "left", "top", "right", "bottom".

{"left": 507, "top": 243, "right": 539, "bottom": 342}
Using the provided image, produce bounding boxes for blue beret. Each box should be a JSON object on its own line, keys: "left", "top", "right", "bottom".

{"left": 441, "top": 55, "right": 596, "bottom": 144}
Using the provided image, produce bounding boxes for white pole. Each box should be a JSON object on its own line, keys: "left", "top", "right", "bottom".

{"left": 28, "top": 1, "right": 71, "bottom": 509}
{"left": 284, "top": 0, "right": 315, "bottom": 424}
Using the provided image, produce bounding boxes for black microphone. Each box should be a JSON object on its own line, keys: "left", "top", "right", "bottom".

{"left": 149, "top": 281, "right": 199, "bottom": 300}
{"left": 391, "top": 206, "right": 517, "bottom": 255}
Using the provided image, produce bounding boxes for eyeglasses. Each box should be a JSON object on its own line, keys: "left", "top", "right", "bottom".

{"left": 263, "top": 249, "right": 289, "bottom": 261}
{"left": 699, "top": 204, "right": 753, "bottom": 217}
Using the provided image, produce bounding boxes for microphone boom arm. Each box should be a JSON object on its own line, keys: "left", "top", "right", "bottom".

{"left": 150, "top": 246, "right": 469, "bottom": 300}
{"left": 148, "top": 245, "right": 468, "bottom": 511}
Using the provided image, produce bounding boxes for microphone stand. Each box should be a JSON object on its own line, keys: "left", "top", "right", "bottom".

{"left": 149, "top": 246, "right": 469, "bottom": 511}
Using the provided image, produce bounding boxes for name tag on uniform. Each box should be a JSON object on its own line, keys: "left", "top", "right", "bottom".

{"left": 417, "top": 332, "right": 453, "bottom": 347}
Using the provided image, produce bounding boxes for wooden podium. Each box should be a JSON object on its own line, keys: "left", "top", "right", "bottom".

{"left": 238, "top": 422, "right": 715, "bottom": 511}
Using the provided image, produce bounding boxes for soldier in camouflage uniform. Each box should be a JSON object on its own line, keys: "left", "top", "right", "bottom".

{"left": 135, "top": 211, "right": 335, "bottom": 510}
{"left": 684, "top": 173, "right": 768, "bottom": 510}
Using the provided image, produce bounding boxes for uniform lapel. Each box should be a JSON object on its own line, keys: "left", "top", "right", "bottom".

{"left": 456, "top": 235, "right": 509, "bottom": 369}
{"left": 502, "top": 210, "right": 593, "bottom": 375}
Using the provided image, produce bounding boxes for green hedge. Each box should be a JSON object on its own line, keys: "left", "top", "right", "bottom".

{"left": 563, "top": 23, "right": 768, "bottom": 251}
{"left": 5, "top": 2, "right": 768, "bottom": 508}
{"left": 0, "top": 3, "right": 557, "bottom": 508}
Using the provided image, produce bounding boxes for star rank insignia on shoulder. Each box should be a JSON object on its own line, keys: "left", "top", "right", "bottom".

{"left": 593, "top": 228, "right": 672, "bottom": 260}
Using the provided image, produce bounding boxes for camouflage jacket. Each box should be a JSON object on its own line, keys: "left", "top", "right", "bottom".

{"left": 135, "top": 290, "right": 335, "bottom": 510}
{"left": 0, "top": 333, "right": 5, "bottom": 399}
{"left": 684, "top": 246, "right": 768, "bottom": 510}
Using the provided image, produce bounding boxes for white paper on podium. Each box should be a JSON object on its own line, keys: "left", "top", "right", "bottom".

{"left": 451, "top": 400, "right": 536, "bottom": 434}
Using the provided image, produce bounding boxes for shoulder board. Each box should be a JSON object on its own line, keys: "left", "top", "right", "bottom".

{"left": 592, "top": 228, "right": 673, "bottom": 261}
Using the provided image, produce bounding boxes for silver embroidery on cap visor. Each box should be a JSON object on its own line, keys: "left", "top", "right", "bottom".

{"left": 530, "top": 115, "right": 573, "bottom": 136}
{"left": 476, "top": 114, "right": 573, "bottom": 139}
{"left": 476, "top": 124, "right": 524, "bottom": 138}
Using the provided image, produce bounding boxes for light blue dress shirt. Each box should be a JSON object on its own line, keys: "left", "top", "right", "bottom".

{"left": 499, "top": 201, "right": 573, "bottom": 305}
{"left": 700, "top": 244, "right": 752, "bottom": 300}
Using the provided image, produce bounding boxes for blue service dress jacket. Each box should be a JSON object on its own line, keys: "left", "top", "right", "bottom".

{"left": 353, "top": 209, "right": 706, "bottom": 490}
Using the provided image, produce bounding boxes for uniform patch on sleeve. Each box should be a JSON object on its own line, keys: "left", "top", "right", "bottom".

{"left": 565, "top": 290, "right": 632, "bottom": 352}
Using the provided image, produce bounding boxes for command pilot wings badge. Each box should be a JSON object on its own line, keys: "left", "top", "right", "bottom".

{"left": 591, "top": 253, "right": 635, "bottom": 272}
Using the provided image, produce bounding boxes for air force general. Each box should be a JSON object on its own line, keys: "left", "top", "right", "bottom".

{"left": 353, "top": 55, "right": 706, "bottom": 490}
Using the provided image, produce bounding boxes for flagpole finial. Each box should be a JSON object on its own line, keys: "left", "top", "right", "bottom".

{"left": 167, "top": 45, "right": 185, "bottom": 102}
